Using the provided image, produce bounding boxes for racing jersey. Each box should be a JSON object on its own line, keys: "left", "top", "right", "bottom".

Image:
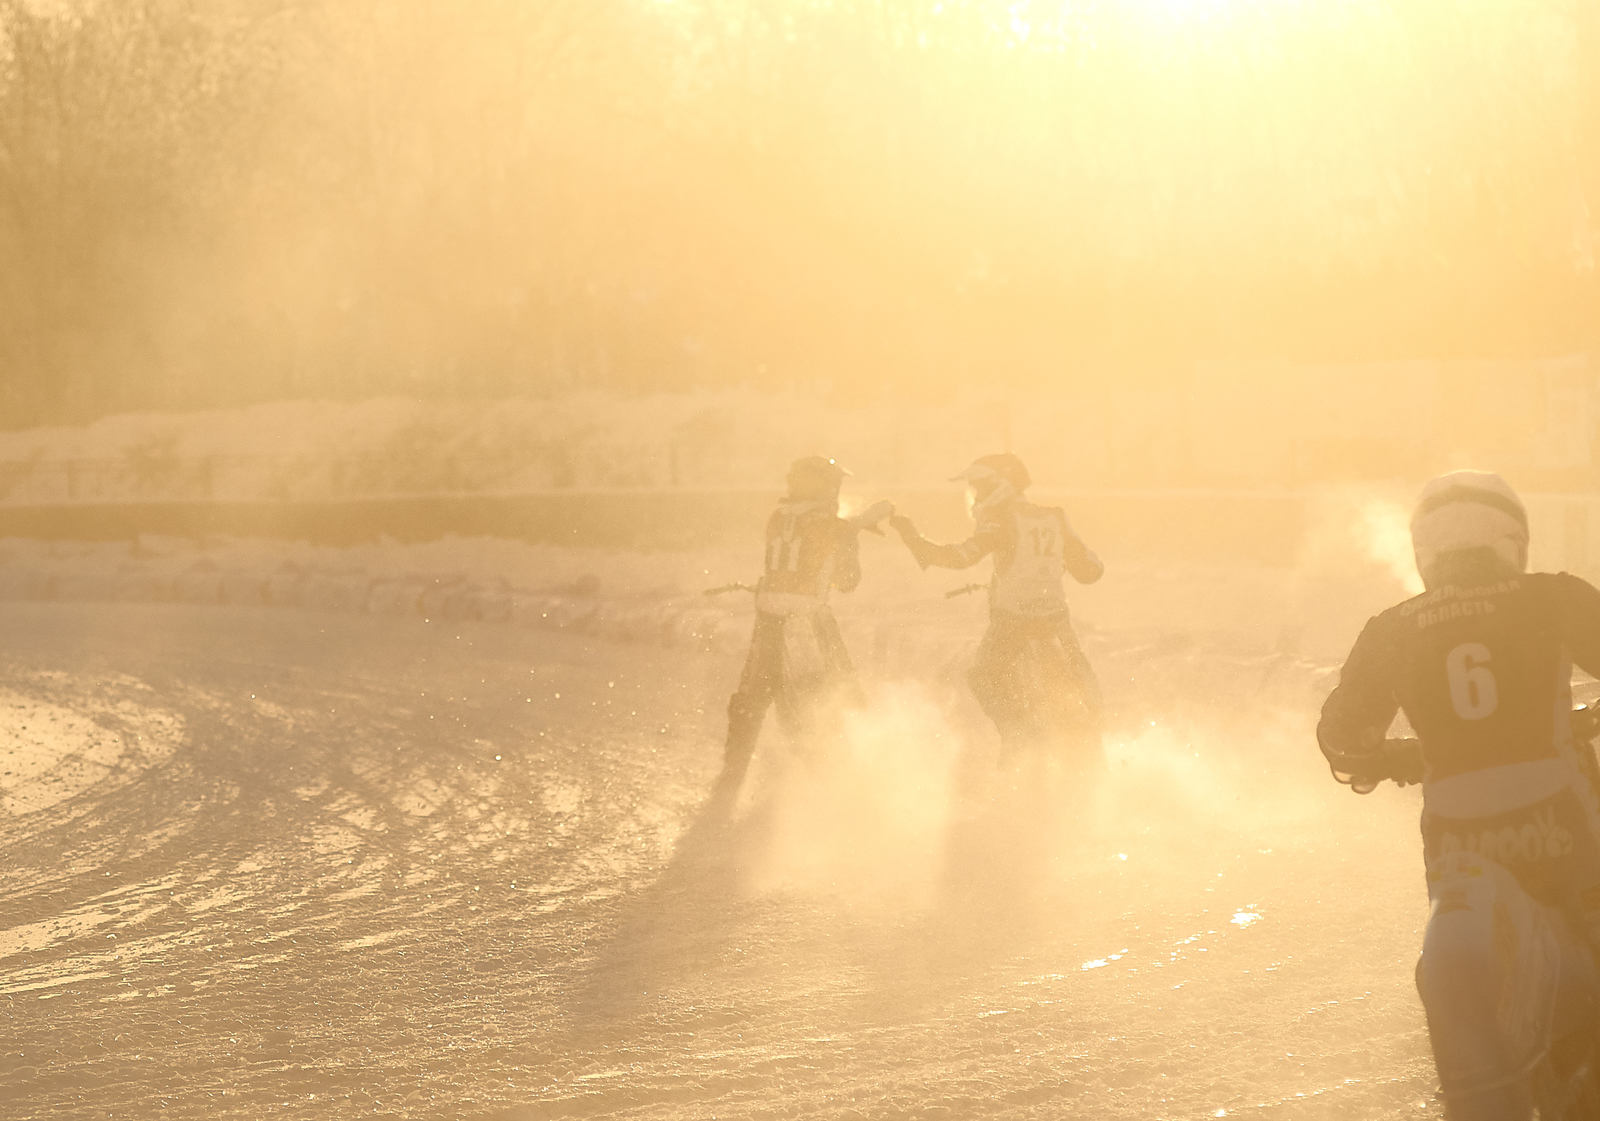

{"left": 1319, "top": 574, "right": 1600, "bottom": 876}
{"left": 900, "top": 498, "right": 1103, "bottom": 616}
{"left": 755, "top": 498, "right": 861, "bottom": 616}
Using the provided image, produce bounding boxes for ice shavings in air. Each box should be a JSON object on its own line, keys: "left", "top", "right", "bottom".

{"left": 739, "top": 682, "right": 961, "bottom": 898}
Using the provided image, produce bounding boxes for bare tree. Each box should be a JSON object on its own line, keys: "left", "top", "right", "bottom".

{"left": 0, "top": 0, "right": 1595, "bottom": 426}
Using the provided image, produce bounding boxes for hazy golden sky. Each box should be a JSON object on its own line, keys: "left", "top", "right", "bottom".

{"left": 0, "top": 0, "right": 1593, "bottom": 420}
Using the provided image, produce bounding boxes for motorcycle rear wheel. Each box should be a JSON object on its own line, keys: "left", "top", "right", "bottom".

{"left": 1531, "top": 1031, "right": 1600, "bottom": 1121}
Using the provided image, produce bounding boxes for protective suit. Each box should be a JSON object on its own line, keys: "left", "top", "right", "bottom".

{"left": 891, "top": 453, "right": 1104, "bottom": 755}
{"left": 719, "top": 457, "right": 864, "bottom": 793}
{"left": 1318, "top": 471, "right": 1600, "bottom": 1117}
{"left": 1319, "top": 471, "right": 1600, "bottom": 922}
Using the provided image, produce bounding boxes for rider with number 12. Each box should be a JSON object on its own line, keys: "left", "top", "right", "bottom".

{"left": 889, "top": 453, "right": 1105, "bottom": 760}
{"left": 1319, "top": 470, "right": 1600, "bottom": 1119}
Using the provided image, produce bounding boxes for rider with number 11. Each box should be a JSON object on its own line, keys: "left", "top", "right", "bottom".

{"left": 716, "top": 456, "right": 891, "bottom": 798}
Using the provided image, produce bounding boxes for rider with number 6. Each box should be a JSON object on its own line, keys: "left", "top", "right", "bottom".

{"left": 1319, "top": 471, "right": 1600, "bottom": 1119}
{"left": 889, "top": 453, "right": 1105, "bottom": 760}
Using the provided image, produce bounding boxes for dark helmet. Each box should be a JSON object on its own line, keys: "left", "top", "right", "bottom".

{"left": 949, "top": 453, "right": 1030, "bottom": 497}
{"left": 787, "top": 455, "right": 851, "bottom": 500}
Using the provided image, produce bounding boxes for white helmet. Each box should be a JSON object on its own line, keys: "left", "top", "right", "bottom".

{"left": 1411, "top": 470, "right": 1528, "bottom": 583}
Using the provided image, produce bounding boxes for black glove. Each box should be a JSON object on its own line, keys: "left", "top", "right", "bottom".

{"left": 1382, "top": 738, "right": 1424, "bottom": 787}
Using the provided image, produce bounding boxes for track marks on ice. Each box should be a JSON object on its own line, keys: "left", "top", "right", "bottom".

{"left": 0, "top": 602, "right": 1444, "bottom": 1119}
{"left": 0, "top": 685, "right": 182, "bottom": 818}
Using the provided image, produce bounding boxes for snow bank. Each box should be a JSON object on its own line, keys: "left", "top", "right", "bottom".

{"left": 0, "top": 391, "right": 1195, "bottom": 503}
{"left": 0, "top": 531, "right": 1349, "bottom": 736}
{"left": 0, "top": 534, "right": 772, "bottom": 656}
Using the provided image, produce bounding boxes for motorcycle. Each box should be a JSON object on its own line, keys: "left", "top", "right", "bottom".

{"left": 1374, "top": 704, "right": 1600, "bottom": 1120}
{"left": 947, "top": 582, "right": 1101, "bottom": 766}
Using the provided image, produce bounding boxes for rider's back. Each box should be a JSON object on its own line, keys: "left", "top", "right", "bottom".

{"left": 1319, "top": 476, "right": 1600, "bottom": 1113}
{"left": 755, "top": 499, "right": 859, "bottom": 615}
{"left": 986, "top": 500, "right": 1103, "bottom": 617}
{"left": 1323, "top": 573, "right": 1600, "bottom": 784}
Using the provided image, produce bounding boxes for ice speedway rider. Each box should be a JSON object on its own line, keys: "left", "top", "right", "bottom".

{"left": 1318, "top": 471, "right": 1600, "bottom": 1120}
{"left": 888, "top": 453, "right": 1105, "bottom": 757}
{"left": 716, "top": 456, "right": 876, "bottom": 797}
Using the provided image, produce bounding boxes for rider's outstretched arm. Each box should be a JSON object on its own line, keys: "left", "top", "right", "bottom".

{"left": 889, "top": 515, "right": 999, "bottom": 571}
{"left": 1318, "top": 616, "right": 1401, "bottom": 793}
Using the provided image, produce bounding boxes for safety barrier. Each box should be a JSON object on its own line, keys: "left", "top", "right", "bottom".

{"left": 0, "top": 487, "right": 1593, "bottom": 571}
{"left": 0, "top": 487, "right": 1301, "bottom": 562}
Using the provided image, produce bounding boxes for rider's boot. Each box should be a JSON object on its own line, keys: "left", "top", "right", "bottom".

{"left": 714, "top": 693, "right": 766, "bottom": 801}
{"left": 994, "top": 719, "right": 1037, "bottom": 769}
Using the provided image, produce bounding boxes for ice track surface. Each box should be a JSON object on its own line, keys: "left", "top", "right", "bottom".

{"left": 0, "top": 601, "right": 1441, "bottom": 1119}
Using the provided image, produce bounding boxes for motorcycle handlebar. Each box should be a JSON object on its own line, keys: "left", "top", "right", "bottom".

{"left": 1377, "top": 738, "right": 1424, "bottom": 787}
{"left": 1365, "top": 702, "right": 1600, "bottom": 790}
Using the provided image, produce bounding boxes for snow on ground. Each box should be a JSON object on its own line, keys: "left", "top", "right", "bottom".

{"left": 0, "top": 489, "right": 1416, "bottom": 668}
{"left": 0, "top": 690, "right": 182, "bottom": 819}
{"left": 0, "top": 531, "right": 1455, "bottom": 1119}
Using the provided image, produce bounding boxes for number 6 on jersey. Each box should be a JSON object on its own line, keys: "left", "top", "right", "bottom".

{"left": 1446, "top": 642, "right": 1498, "bottom": 720}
